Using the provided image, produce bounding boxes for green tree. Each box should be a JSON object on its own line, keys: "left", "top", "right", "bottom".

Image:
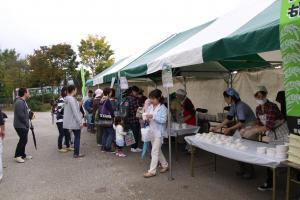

{"left": 78, "top": 34, "right": 114, "bottom": 76}
{"left": 28, "top": 44, "right": 79, "bottom": 89}
{"left": 0, "top": 49, "right": 29, "bottom": 97}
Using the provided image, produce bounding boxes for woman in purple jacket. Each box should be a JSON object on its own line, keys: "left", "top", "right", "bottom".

{"left": 99, "top": 88, "right": 115, "bottom": 152}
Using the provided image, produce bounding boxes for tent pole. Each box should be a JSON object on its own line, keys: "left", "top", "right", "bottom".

{"left": 167, "top": 87, "right": 173, "bottom": 181}
{"left": 183, "top": 77, "right": 187, "bottom": 91}
{"left": 229, "top": 72, "right": 233, "bottom": 88}
{"left": 118, "top": 72, "right": 122, "bottom": 112}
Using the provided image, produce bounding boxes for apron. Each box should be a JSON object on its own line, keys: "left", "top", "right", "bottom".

{"left": 258, "top": 114, "right": 289, "bottom": 145}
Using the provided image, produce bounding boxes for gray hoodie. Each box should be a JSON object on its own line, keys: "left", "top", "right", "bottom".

{"left": 13, "top": 98, "right": 29, "bottom": 129}
{"left": 63, "top": 96, "right": 81, "bottom": 130}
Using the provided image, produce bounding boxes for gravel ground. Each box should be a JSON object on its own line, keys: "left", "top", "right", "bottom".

{"left": 0, "top": 112, "right": 296, "bottom": 200}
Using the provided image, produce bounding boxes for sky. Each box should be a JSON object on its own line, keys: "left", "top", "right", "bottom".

{"left": 0, "top": 0, "right": 245, "bottom": 61}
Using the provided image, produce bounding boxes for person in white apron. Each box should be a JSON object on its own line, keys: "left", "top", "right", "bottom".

{"left": 211, "top": 88, "right": 257, "bottom": 179}
{"left": 240, "top": 86, "right": 289, "bottom": 191}
{"left": 143, "top": 89, "right": 168, "bottom": 178}
{"left": 240, "top": 86, "right": 289, "bottom": 144}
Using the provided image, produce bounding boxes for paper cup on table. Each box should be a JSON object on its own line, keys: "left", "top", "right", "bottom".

{"left": 266, "top": 148, "right": 276, "bottom": 157}
{"left": 182, "top": 123, "right": 187, "bottom": 128}
{"left": 276, "top": 144, "right": 289, "bottom": 154}
{"left": 256, "top": 147, "right": 267, "bottom": 155}
{"left": 275, "top": 153, "right": 288, "bottom": 159}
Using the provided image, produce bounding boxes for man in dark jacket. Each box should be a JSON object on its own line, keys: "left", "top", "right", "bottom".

{"left": 14, "top": 88, "right": 31, "bottom": 163}
{"left": 124, "top": 86, "right": 142, "bottom": 153}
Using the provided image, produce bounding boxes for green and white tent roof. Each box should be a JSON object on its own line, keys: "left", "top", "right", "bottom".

{"left": 147, "top": 0, "right": 281, "bottom": 75}
{"left": 94, "top": 0, "right": 282, "bottom": 84}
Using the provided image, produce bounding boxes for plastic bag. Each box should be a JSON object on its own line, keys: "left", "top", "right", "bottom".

{"left": 141, "top": 127, "right": 153, "bottom": 142}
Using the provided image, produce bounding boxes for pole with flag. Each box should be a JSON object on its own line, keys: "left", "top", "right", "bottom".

{"left": 81, "top": 66, "right": 86, "bottom": 97}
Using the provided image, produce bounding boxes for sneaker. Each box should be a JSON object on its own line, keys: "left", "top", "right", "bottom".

{"left": 14, "top": 157, "right": 25, "bottom": 163}
{"left": 257, "top": 183, "right": 272, "bottom": 191}
{"left": 143, "top": 172, "right": 156, "bottom": 178}
{"left": 135, "top": 148, "right": 142, "bottom": 152}
{"left": 160, "top": 167, "right": 169, "bottom": 173}
{"left": 73, "top": 154, "right": 85, "bottom": 158}
{"left": 131, "top": 148, "right": 141, "bottom": 153}
{"left": 97, "top": 144, "right": 102, "bottom": 147}
{"left": 117, "top": 153, "right": 127, "bottom": 157}
{"left": 58, "top": 149, "right": 68, "bottom": 153}
{"left": 24, "top": 155, "right": 33, "bottom": 160}
{"left": 105, "top": 150, "right": 115, "bottom": 154}
{"left": 66, "top": 147, "right": 74, "bottom": 151}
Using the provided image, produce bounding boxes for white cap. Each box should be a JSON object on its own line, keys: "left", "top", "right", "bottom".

{"left": 95, "top": 89, "right": 103, "bottom": 98}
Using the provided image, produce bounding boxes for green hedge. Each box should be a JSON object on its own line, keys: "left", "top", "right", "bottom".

{"left": 27, "top": 94, "right": 58, "bottom": 111}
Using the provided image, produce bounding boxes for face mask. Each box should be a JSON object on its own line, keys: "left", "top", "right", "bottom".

{"left": 256, "top": 99, "right": 267, "bottom": 105}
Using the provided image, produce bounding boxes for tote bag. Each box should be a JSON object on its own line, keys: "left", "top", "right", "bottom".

{"left": 98, "top": 100, "right": 113, "bottom": 128}
{"left": 125, "top": 130, "right": 136, "bottom": 146}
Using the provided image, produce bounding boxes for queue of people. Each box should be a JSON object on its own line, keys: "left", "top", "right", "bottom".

{"left": 2, "top": 84, "right": 290, "bottom": 184}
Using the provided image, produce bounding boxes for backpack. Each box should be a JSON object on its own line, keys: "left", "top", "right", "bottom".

{"left": 55, "top": 98, "right": 65, "bottom": 120}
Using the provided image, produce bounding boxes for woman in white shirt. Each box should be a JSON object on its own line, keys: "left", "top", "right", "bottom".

{"left": 144, "top": 89, "right": 168, "bottom": 178}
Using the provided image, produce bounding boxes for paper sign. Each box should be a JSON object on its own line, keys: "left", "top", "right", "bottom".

{"left": 120, "top": 77, "right": 129, "bottom": 89}
{"left": 110, "top": 77, "right": 116, "bottom": 88}
{"left": 162, "top": 63, "right": 173, "bottom": 88}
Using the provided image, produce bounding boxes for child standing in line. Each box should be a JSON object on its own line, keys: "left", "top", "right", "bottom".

{"left": 114, "top": 116, "right": 127, "bottom": 157}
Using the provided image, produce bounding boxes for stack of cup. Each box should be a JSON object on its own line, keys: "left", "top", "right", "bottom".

{"left": 256, "top": 147, "right": 267, "bottom": 155}
{"left": 275, "top": 144, "right": 289, "bottom": 159}
{"left": 266, "top": 148, "right": 276, "bottom": 157}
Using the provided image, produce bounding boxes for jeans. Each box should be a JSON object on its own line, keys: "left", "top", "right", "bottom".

{"left": 96, "top": 125, "right": 103, "bottom": 145}
{"left": 102, "top": 127, "right": 114, "bottom": 151}
{"left": 149, "top": 137, "right": 168, "bottom": 174}
{"left": 71, "top": 129, "right": 81, "bottom": 156}
{"left": 129, "top": 123, "right": 141, "bottom": 149}
{"left": 56, "top": 122, "right": 70, "bottom": 149}
{"left": 86, "top": 113, "right": 93, "bottom": 130}
{"left": 15, "top": 128, "right": 29, "bottom": 158}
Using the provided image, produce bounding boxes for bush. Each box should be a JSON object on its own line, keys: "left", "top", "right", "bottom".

{"left": 27, "top": 99, "right": 43, "bottom": 111}
{"left": 29, "top": 94, "right": 59, "bottom": 104}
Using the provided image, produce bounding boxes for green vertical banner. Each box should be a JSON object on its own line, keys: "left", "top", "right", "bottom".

{"left": 81, "top": 66, "right": 86, "bottom": 97}
{"left": 280, "top": 0, "right": 300, "bottom": 135}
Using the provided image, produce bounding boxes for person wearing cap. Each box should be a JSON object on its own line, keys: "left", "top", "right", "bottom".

{"left": 210, "top": 88, "right": 256, "bottom": 179}
{"left": 239, "top": 86, "right": 289, "bottom": 191}
{"left": 175, "top": 89, "right": 196, "bottom": 125}
{"left": 210, "top": 88, "right": 256, "bottom": 135}
{"left": 93, "top": 89, "right": 104, "bottom": 146}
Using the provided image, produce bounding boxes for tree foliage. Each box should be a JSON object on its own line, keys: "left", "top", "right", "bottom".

{"left": 0, "top": 49, "right": 29, "bottom": 97}
{"left": 78, "top": 34, "right": 114, "bottom": 76}
{"left": 28, "top": 44, "right": 78, "bottom": 88}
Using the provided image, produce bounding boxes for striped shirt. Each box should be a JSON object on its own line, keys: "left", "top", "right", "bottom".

{"left": 55, "top": 97, "right": 65, "bottom": 123}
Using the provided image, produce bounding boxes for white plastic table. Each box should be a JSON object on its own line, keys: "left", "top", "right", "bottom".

{"left": 185, "top": 135, "right": 286, "bottom": 200}
{"left": 170, "top": 125, "right": 200, "bottom": 160}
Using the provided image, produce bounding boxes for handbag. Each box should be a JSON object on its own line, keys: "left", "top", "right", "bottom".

{"left": 98, "top": 100, "right": 113, "bottom": 128}
{"left": 125, "top": 130, "right": 136, "bottom": 146}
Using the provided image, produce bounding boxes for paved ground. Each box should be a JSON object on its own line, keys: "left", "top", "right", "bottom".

{"left": 0, "top": 112, "right": 297, "bottom": 200}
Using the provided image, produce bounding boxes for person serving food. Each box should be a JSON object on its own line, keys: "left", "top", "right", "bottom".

{"left": 210, "top": 88, "right": 256, "bottom": 136}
